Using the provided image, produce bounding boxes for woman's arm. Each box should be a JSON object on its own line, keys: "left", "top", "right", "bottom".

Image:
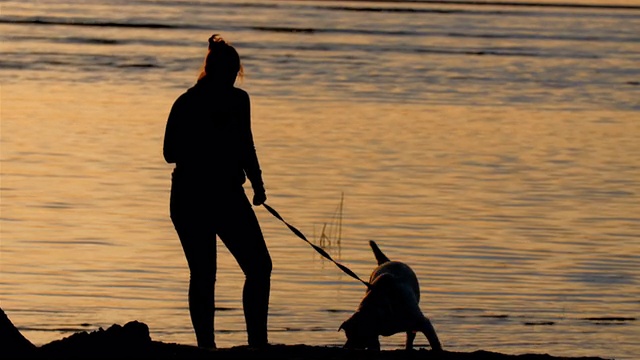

{"left": 238, "top": 91, "right": 266, "bottom": 198}
{"left": 163, "top": 95, "right": 186, "bottom": 164}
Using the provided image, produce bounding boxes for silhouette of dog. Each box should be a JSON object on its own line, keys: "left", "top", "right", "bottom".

{"left": 339, "top": 241, "right": 443, "bottom": 351}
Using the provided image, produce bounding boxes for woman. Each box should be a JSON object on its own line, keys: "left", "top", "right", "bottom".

{"left": 163, "top": 34, "right": 272, "bottom": 349}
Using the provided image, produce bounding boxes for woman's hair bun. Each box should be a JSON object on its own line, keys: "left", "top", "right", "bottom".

{"left": 208, "top": 34, "right": 227, "bottom": 49}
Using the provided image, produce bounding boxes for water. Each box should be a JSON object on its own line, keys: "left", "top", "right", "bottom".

{"left": 1, "top": 0, "right": 639, "bottom": 358}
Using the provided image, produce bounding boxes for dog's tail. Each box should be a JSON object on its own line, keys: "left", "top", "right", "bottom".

{"left": 369, "top": 240, "right": 390, "bottom": 265}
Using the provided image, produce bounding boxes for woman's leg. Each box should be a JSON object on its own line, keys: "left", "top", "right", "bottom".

{"left": 170, "top": 181, "right": 217, "bottom": 349}
{"left": 217, "top": 191, "right": 272, "bottom": 347}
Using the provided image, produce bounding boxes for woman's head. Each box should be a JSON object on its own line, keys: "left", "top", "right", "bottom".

{"left": 198, "top": 34, "right": 243, "bottom": 86}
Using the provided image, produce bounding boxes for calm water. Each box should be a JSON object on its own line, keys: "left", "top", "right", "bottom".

{"left": 1, "top": 0, "right": 639, "bottom": 358}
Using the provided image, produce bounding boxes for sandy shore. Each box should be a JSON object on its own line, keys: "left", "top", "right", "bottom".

{"left": 2, "top": 309, "right": 611, "bottom": 360}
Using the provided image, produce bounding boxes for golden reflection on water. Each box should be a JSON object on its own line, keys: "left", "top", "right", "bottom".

{"left": 1, "top": 81, "right": 639, "bottom": 357}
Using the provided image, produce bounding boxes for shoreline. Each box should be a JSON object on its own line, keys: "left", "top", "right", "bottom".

{"left": 2, "top": 309, "right": 612, "bottom": 360}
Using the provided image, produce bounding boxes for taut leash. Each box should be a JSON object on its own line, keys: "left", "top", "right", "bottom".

{"left": 262, "top": 203, "right": 371, "bottom": 288}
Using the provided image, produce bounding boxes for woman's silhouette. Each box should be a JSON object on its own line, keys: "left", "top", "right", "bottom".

{"left": 163, "top": 34, "right": 271, "bottom": 349}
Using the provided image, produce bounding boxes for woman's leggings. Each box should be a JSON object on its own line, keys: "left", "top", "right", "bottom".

{"left": 170, "top": 179, "right": 272, "bottom": 348}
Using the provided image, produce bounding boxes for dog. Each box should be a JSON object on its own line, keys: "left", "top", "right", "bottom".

{"left": 338, "top": 240, "right": 443, "bottom": 351}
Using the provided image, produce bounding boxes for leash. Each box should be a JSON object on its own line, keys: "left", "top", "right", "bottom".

{"left": 262, "top": 203, "right": 371, "bottom": 288}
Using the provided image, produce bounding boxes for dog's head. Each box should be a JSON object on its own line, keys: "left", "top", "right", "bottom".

{"left": 338, "top": 311, "right": 380, "bottom": 350}
{"left": 338, "top": 273, "right": 404, "bottom": 350}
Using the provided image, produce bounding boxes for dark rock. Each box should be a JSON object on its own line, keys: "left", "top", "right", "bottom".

{"left": 0, "top": 307, "right": 37, "bottom": 358}
{"left": 39, "top": 320, "right": 152, "bottom": 358}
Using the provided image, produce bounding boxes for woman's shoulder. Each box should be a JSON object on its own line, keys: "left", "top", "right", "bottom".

{"left": 231, "top": 87, "right": 250, "bottom": 99}
{"left": 173, "top": 83, "right": 210, "bottom": 106}
{"left": 175, "top": 85, "right": 198, "bottom": 102}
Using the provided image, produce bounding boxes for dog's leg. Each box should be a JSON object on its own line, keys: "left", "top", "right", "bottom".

{"left": 366, "top": 337, "right": 381, "bottom": 351}
{"left": 420, "top": 316, "right": 442, "bottom": 351}
{"left": 405, "top": 331, "right": 416, "bottom": 350}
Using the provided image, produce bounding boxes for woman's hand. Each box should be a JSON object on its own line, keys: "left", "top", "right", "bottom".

{"left": 252, "top": 191, "right": 267, "bottom": 206}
